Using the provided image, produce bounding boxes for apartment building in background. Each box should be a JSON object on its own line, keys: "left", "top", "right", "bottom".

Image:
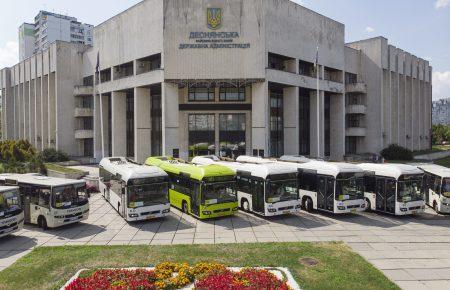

{"left": 18, "top": 10, "right": 93, "bottom": 61}
{"left": 433, "top": 98, "right": 450, "bottom": 125}
{"left": 1, "top": 0, "right": 433, "bottom": 162}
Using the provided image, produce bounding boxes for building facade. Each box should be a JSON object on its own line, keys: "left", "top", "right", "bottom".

{"left": 19, "top": 11, "right": 93, "bottom": 61}
{"left": 432, "top": 98, "right": 450, "bottom": 125}
{"left": 1, "top": 0, "right": 433, "bottom": 163}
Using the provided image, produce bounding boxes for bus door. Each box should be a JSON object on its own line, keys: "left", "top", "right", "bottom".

{"left": 317, "top": 176, "right": 333, "bottom": 211}
{"left": 252, "top": 179, "right": 264, "bottom": 213}
{"left": 22, "top": 186, "right": 31, "bottom": 223}
{"left": 375, "top": 178, "right": 386, "bottom": 212}
{"left": 191, "top": 182, "right": 200, "bottom": 216}
{"left": 121, "top": 185, "right": 126, "bottom": 217}
{"left": 385, "top": 179, "right": 396, "bottom": 214}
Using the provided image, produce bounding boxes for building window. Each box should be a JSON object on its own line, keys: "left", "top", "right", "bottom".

{"left": 324, "top": 94, "right": 331, "bottom": 157}
{"left": 299, "top": 60, "right": 315, "bottom": 78}
{"left": 83, "top": 75, "right": 93, "bottom": 86}
{"left": 188, "top": 114, "right": 215, "bottom": 157}
{"left": 299, "top": 89, "right": 310, "bottom": 155}
{"left": 151, "top": 92, "right": 162, "bottom": 156}
{"left": 219, "top": 86, "right": 246, "bottom": 101}
{"left": 345, "top": 72, "right": 357, "bottom": 84}
{"left": 126, "top": 94, "right": 134, "bottom": 158}
{"left": 269, "top": 88, "right": 284, "bottom": 157}
{"left": 188, "top": 86, "right": 215, "bottom": 102}
{"left": 219, "top": 114, "right": 246, "bottom": 158}
{"left": 345, "top": 137, "right": 357, "bottom": 155}
{"left": 84, "top": 139, "right": 93, "bottom": 157}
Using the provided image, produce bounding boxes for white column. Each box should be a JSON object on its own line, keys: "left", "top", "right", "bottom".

{"left": 111, "top": 91, "right": 127, "bottom": 157}
{"left": 251, "top": 81, "right": 269, "bottom": 157}
{"left": 330, "top": 94, "right": 345, "bottom": 161}
{"left": 283, "top": 86, "right": 299, "bottom": 155}
{"left": 161, "top": 82, "right": 179, "bottom": 157}
{"left": 310, "top": 90, "right": 324, "bottom": 158}
{"left": 134, "top": 87, "right": 152, "bottom": 163}
{"left": 41, "top": 75, "right": 49, "bottom": 149}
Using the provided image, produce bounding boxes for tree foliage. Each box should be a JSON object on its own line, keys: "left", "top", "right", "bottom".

{"left": 432, "top": 124, "right": 450, "bottom": 145}
{"left": 380, "top": 144, "right": 413, "bottom": 161}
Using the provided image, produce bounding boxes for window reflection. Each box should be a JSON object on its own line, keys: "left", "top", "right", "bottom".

{"left": 219, "top": 114, "right": 246, "bottom": 159}
{"left": 188, "top": 114, "right": 215, "bottom": 157}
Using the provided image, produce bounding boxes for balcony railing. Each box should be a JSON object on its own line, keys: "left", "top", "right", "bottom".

{"left": 74, "top": 108, "right": 94, "bottom": 118}
{"left": 346, "top": 82, "right": 367, "bottom": 94}
{"left": 75, "top": 130, "right": 94, "bottom": 139}
{"left": 74, "top": 86, "right": 93, "bottom": 96}
{"left": 346, "top": 127, "right": 366, "bottom": 137}
{"left": 346, "top": 104, "right": 367, "bottom": 115}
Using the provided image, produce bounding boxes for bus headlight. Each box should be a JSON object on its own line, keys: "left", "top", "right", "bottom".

{"left": 202, "top": 211, "right": 212, "bottom": 215}
{"left": 162, "top": 209, "right": 170, "bottom": 214}
{"left": 128, "top": 213, "right": 139, "bottom": 218}
{"left": 268, "top": 208, "right": 277, "bottom": 213}
{"left": 400, "top": 208, "right": 407, "bottom": 212}
{"left": 337, "top": 206, "right": 346, "bottom": 210}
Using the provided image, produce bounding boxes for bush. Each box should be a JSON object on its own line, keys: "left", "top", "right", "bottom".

{"left": 39, "top": 148, "right": 69, "bottom": 162}
{"left": 380, "top": 144, "right": 413, "bottom": 161}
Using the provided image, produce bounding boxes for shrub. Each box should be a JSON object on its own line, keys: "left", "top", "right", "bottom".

{"left": 39, "top": 148, "right": 69, "bottom": 162}
{"left": 380, "top": 144, "right": 413, "bottom": 161}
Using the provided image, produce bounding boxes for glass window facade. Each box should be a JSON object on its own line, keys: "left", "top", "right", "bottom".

{"left": 219, "top": 114, "right": 246, "bottom": 158}
{"left": 219, "top": 86, "right": 245, "bottom": 101}
{"left": 324, "top": 94, "right": 331, "bottom": 157}
{"left": 126, "top": 94, "right": 134, "bottom": 158}
{"left": 299, "top": 88, "right": 310, "bottom": 155}
{"left": 188, "top": 114, "right": 215, "bottom": 157}
{"left": 270, "top": 88, "right": 284, "bottom": 157}
{"left": 188, "top": 87, "right": 215, "bottom": 101}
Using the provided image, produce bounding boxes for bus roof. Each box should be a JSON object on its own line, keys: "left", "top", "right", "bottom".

{"left": 0, "top": 186, "right": 19, "bottom": 193}
{"left": 145, "top": 157, "right": 235, "bottom": 181}
{"left": 356, "top": 163, "right": 423, "bottom": 179}
{"left": 0, "top": 173, "right": 85, "bottom": 187}
{"left": 279, "top": 155, "right": 311, "bottom": 163}
{"left": 417, "top": 164, "right": 450, "bottom": 178}
{"left": 291, "top": 161, "right": 364, "bottom": 177}
{"left": 192, "top": 156, "right": 298, "bottom": 179}
{"left": 99, "top": 157, "right": 167, "bottom": 182}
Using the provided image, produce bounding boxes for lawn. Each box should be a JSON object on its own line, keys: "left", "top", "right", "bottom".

{"left": 44, "top": 163, "right": 84, "bottom": 175}
{"left": 0, "top": 243, "right": 399, "bottom": 290}
{"left": 435, "top": 156, "right": 450, "bottom": 168}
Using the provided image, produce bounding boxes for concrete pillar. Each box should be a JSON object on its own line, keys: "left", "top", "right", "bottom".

{"left": 18, "top": 84, "right": 24, "bottom": 139}
{"left": 41, "top": 75, "right": 49, "bottom": 149}
{"left": 251, "top": 81, "right": 269, "bottom": 157}
{"left": 390, "top": 72, "right": 398, "bottom": 145}
{"left": 93, "top": 94, "right": 102, "bottom": 160}
{"left": 134, "top": 87, "right": 152, "bottom": 163}
{"left": 35, "top": 78, "right": 42, "bottom": 150}
{"left": 412, "top": 77, "right": 420, "bottom": 151}
{"left": 4, "top": 72, "right": 14, "bottom": 140}
{"left": 14, "top": 86, "right": 18, "bottom": 139}
{"left": 310, "top": 90, "right": 325, "bottom": 158}
{"left": 404, "top": 76, "right": 412, "bottom": 150}
{"left": 161, "top": 82, "right": 179, "bottom": 158}
{"left": 398, "top": 75, "right": 406, "bottom": 147}
{"left": 283, "top": 86, "right": 299, "bottom": 155}
{"left": 24, "top": 82, "right": 30, "bottom": 141}
{"left": 111, "top": 91, "right": 127, "bottom": 157}
{"left": 48, "top": 72, "right": 56, "bottom": 148}
{"left": 330, "top": 94, "right": 345, "bottom": 161}
{"left": 30, "top": 80, "right": 36, "bottom": 145}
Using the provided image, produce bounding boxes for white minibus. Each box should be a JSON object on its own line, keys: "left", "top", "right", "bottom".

{"left": 418, "top": 164, "right": 450, "bottom": 214}
{"left": 0, "top": 186, "right": 24, "bottom": 237}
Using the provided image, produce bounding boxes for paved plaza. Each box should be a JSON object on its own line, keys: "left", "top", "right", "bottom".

{"left": 1, "top": 193, "right": 450, "bottom": 290}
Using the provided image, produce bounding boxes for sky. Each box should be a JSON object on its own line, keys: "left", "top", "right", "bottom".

{"left": 0, "top": 0, "right": 449, "bottom": 99}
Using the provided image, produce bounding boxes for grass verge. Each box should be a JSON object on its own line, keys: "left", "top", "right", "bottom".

{"left": 435, "top": 156, "right": 450, "bottom": 168}
{"left": 0, "top": 243, "right": 399, "bottom": 290}
{"left": 44, "top": 163, "right": 84, "bottom": 175}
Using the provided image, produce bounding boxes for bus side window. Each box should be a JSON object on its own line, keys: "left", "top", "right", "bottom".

{"left": 39, "top": 188, "right": 50, "bottom": 208}
{"left": 364, "top": 176, "right": 376, "bottom": 193}
{"left": 110, "top": 175, "right": 123, "bottom": 195}
{"left": 434, "top": 177, "right": 441, "bottom": 195}
{"left": 237, "top": 176, "right": 251, "bottom": 194}
{"left": 28, "top": 186, "right": 39, "bottom": 205}
{"left": 428, "top": 174, "right": 435, "bottom": 191}
{"left": 300, "top": 172, "right": 317, "bottom": 192}
{"left": 99, "top": 167, "right": 111, "bottom": 182}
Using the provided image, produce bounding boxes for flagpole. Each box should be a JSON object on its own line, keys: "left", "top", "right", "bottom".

{"left": 95, "top": 51, "right": 105, "bottom": 159}
{"left": 316, "top": 46, "right": 320, "bottom": 158}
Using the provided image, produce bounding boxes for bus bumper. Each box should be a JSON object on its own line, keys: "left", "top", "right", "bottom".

{"left": 199, "top": 202, "right": 239, "bottom": 219}
{"left": 395, "top": 201, "right": 425, "bottom": 215}
{"left": 126, "top": 204, "right": 171, "bottom": 222}
{"left": 334, "top": 200, "right": 366, "bottom": 214}
{"left": 50, "top": 209, "right": 90, "bottom": 228}
{"left": 0, "top": 218, "right": 24, "bottom": 238}
{"left": 438, "top": 202, "right": 450, "bottom": 213}
{"left": 265, "top": 201, "right": 301, "bottom": 216}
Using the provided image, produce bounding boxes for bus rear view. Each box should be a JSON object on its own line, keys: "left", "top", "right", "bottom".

{"left": 0, "top": 186, "right": 24, "bottom": 238}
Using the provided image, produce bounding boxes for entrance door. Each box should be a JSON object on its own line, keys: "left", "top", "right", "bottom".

{"left": 191, "top": 183, "right": 200, "bottom": 216}
{"left": 252, "top": 179, "right": 264, "bottom": 213}
{"left": 385, "top": 179, "right": 396, "bottom": 214}
{"left": 375, "top": 178, "right": 386, "bottom": 212}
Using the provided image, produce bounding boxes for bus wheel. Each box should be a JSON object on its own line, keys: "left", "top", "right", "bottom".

{"left": 305, "top": 198, "right": 313, "bottom": 213}
{"left": 182, "top": 201, "right": 189, "bottom": 214}
{"left": 242, "top": 200, "right": 250, "bottom": 212}
{"left": 38, "top": 216, "right": 48, "bottom": 230}
{"left": 365, "top": 198, "right": 371, "bottom": 212}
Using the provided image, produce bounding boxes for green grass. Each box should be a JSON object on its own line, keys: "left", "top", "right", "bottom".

{"left": 435, "top": 156, "right": 450, "bottom": 168}
{"left": 413, "top": 145, "right": 450, "bottom": 156}
{"left": 44, "top": 163, "right": 84, "bottom": 175}
{"left": 0, "top": 243, "right": 399, "bottom": 290}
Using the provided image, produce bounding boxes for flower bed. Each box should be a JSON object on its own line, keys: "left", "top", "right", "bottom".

{"left": 64, "top": 262, "right": 300, "bottom": 290}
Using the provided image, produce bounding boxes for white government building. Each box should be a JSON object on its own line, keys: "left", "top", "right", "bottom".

{"left": 0, "top": 0, "right": 433, "bottom": 163}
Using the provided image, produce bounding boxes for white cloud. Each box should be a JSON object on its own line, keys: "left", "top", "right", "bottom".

{"left": 433, "top": 71, "right": 450, "bottom": 100}
{"left": 365, "top": 26, "right": 375, "bottom": 33}
{"left": 0, "top": 41, "right": 18, "bottom": 69}
{"left": 436, "top": 0, "right": 450, "bottom": 9}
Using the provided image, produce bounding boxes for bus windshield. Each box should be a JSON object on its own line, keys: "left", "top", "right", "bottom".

{"left": 52, "top": 185, "right": 88, "bottom": 209}
{"left": 266, "top": 179, "right": 299, "bottom": 203}
{"left": 128, "top": 183, "right": 169, "bottom": 208}
{"left": 0, "top": 190, "right": 21, "bottom": 218}
{"left": 336, "top": 176, "right": 364, "bottom": 200}
{"left": 397, "top": 178, "right": 423, "bottom": 203}
{"left": 441, "top": 178, "right": 450, "bottom": 198}
{"left": 202, "top": 181, "right": 236, "bottom": 205}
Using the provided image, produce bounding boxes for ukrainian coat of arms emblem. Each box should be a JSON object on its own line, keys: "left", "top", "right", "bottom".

{"left": 207, "top": 8, "right": 222, "bottom": 30}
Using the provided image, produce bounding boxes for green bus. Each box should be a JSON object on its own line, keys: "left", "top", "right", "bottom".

{"left": 145, "top": 157, "right": 238, "bottom": 219}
